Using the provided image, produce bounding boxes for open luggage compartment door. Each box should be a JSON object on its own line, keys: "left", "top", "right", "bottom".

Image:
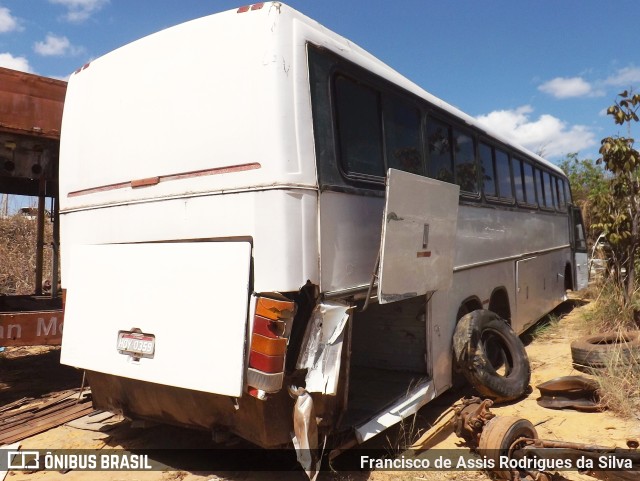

{"left": 378, "top": 169, "right": 459, "bottom": 304}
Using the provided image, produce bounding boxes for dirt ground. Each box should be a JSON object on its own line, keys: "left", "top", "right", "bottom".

{"left": 2, "top": 298, "right": 639, "bottom": 481}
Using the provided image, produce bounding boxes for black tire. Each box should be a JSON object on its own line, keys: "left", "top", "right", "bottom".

{"left": 571, "top": 331, "right": 640, "bottom": 371}
{"left": 478, "top": 417, "right": 538, "bottom": 480}
{"left": 453, "top": 310, "right": 531, "bottom": 403}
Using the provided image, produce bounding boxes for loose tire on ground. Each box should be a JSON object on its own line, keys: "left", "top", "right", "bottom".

{"left": 453, "top": 310, "right": 531, "bottom": 403}
{"left": 478, "top": 416, "right": 538, "bottom": 480}
{"left": 570, "top": 330, "right": 640, "bottom": 371}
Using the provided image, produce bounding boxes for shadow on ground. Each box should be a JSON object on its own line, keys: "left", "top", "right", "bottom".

{"left": 0, "top": 346, "right": 83, "bottom": 404}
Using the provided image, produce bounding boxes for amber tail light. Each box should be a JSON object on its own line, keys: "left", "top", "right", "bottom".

{"left": 246, "top": 295, "right": 296, "bottom": 398}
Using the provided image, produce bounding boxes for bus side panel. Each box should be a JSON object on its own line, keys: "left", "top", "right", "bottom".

{"left": 319, "top": 191, "right": 383, "bottom": 293}
{"left": 515, "top": 250, "right": 570, "bottom": 333}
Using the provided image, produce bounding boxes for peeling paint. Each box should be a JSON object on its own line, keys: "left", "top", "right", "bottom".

{"left": 386, "top": 211, "right": 403, "bottom": 222}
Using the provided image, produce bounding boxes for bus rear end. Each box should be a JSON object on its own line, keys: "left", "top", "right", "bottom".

{"left": 58, "top": 4, "right": 317, "bottom": 447}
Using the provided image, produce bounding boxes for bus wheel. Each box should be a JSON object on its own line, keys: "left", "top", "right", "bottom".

{"left": 478, "top": 416, "right": 537, "bottom": 480}
{"left": 453, "top": 310, "right": 531, "bottom": 403}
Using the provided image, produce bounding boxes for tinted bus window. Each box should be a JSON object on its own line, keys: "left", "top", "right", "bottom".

{"left": 512, "top": 158, "right": 525, "bottom": 203}
{"left": 335, "top": 76, "right": 384, "bottom": 177}
{"left": 550, "top": 174, "right": 558, "bottom": 209}
{"left": 564, "top": 179, "right": 572, "bottom": 204}
{"left": 542, "top": 172, "right": 554, "bottom": 208}
{"left": 495, "top": 149, "right": 512, "bottom": 199}
{"left": 536, "top": 168, "right": 545, "bottom": 207}
{"left": 453, "top": 128, "right": 477, "bottom": 193}
{"left": 523, "top": 161, "right": 536, "bottom": 205}
{"left": 427, "top": 119, "right": 453, "bottom": 182}
{"left": 384, "top": 96, "right": 424, "bottom": 175}
{"left": 479, "top": 142, "right": 496, "bottom": 197}
{"left": 559, "top": 179, "right": 568, "bottom": 208}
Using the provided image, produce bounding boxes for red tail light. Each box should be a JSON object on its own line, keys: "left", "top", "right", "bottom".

{"left": 247, "top": 295, "right": 296, "bottom": 397}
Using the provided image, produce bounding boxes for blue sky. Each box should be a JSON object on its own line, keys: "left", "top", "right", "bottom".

{"left": 1, "top": 0, "right": 639, "bottom": 165}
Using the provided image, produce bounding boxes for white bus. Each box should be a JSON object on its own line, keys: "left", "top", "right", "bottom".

{"left": 59, "top": 2, "right": 588, "bottom": 457}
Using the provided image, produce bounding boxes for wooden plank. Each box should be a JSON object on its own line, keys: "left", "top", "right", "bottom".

{"left": 0, "top": 390, "right": 78, "bottom": 421}
{"left": 0, "top": 400, "right": 93, "bottom": 444}
{"left": 0, "top": 390, "right": 92, "bottom": 445}
{"left": 0, "top": 397, "right": 83, "bottom": 429}
{"left": 0, "top": 397, "right": 33, "bottom": 414}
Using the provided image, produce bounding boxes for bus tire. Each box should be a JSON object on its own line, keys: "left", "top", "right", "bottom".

{"left": 570, "top": 331, "right": 640, "bottom": 371}
{"left": 453, "top": 310, "right": 530, "bottom": 403}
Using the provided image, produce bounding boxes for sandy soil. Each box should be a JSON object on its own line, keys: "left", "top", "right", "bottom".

{"left": 3, "top": 298, "right": 639, "bottom": 481}
{"left": 372, "top": 299, "right": 639, "bottom": 481}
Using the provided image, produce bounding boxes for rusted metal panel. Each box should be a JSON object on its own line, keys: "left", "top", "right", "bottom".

{"left": 0, "top": 309, "right": 64, "bottom": 347}
{"left": 0, "top": 67, "right": 66, "bottom": 139}
{"left": 0, "top": 389, "right": 92, "bottom": 445}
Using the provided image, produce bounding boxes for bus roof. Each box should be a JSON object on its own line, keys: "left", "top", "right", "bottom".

{"left": 267, "top": 2, "right": 565, "bottom": 176}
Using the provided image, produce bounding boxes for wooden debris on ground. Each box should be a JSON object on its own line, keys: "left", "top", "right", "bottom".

{"left": 0, "top": 388, "right": 94, "bottom": 445}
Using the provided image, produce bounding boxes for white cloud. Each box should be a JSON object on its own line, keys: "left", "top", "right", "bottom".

{"left": 604, "top": 66, "right": 640, "bottom": 88}
{"left": 34, "top": 34, "right": 83, "bottom": 56}
{"left": 0, "top": 52, "right": 33, "bottom": 73}
{"left": 0, "top": 6, "right": 21, "bottom": 33}
{"left": 538, "top": 76, "right": 602, "bottom": 99}
{"left": 476, "top": 105, "right": 597, "bottom": 158}
{"left": 49, "top": 0, "right": 109, "bottom": 23}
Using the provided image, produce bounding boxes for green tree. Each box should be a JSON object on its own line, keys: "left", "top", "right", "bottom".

{"left": 559, "top": 153, "right": 608, "bottom": 244}
{"left": 593, "top": 90, "right": 640, "bottom": 304}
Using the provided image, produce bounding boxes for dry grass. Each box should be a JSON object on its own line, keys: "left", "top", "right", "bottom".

{"left": 591, "top": 337, "right": 640, "bottom": 418}
{"left": 0, "top": 215, "right": 56, "bottom": 295}
{"left": 582, "top": 276, "right": 639, "bottom": 332}
{"left": 580, "top": 277, "right": 640, "bottom": 418}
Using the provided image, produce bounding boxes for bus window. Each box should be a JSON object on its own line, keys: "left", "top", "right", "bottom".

{"left": 453, "top": 128, "right": 477, "bottom": 193}
{"left": 479, "top": 142, "right": 497, "bottom": 197}
{"left": 551, "top": 175, "right": 558, "bottom": 208}
{"left": 543, "top": 171, "right": 554, "bottom": 209}
{"left": 495, "top": 148, "right": 512, "bottom": 199}
{"left": 512, "top": 157, "right": 525, "bottom": 203}
{"left": 560, "top": 178, "right": 568, "bottom": 208}
{"left": 384, "top": 95, "right": 423, "bottom": 175}
{"left": 334, "top": 76, "right": 384, "bottom": 177}
{"left": 523, "top": 161, "right": 536, "bottom": 205}
{"left": 427, "top": 118, "right": 453, "bottom": 182}
{"left": 564, "top": 179, "right": 572, "bottom": 204}
{"left": 536, "top": 168, "right": 545, "bottom": 207}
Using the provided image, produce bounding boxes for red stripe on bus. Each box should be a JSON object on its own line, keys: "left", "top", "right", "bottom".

{"left": 68, "top": 162, "right": 261, "bottom": 197}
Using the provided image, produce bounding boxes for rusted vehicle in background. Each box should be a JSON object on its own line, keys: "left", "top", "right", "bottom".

{"left": 0, "top": 67, "right": 66, "bottom": 347}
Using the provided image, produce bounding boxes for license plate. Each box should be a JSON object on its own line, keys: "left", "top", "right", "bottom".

{"left": 117, "top": 330, "right": 155, "bottom": 359}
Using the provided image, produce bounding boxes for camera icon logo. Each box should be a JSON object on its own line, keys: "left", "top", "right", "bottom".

{"left": 7, "top": 451, "right": 40, "bottom": 470}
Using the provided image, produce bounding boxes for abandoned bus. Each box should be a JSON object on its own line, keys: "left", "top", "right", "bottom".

{"left": 58, "top": 2, "right": 588, "bottom": 456}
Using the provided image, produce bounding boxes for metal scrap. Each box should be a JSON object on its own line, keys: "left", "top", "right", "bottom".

{"left": 536, "top": 375, "right": 601, "bottom": 412}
